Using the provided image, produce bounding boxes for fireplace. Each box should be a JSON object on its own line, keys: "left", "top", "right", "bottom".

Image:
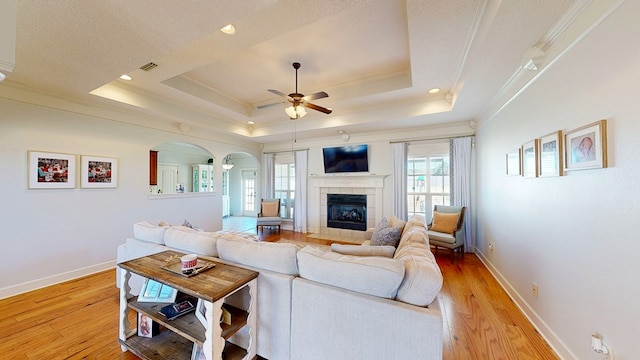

{"left": 327, "top": 194, "right": 367, "bottom": 231}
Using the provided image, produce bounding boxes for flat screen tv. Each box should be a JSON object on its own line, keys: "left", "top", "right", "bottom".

{"left": 322, "top": 144, "right": 369, "bottom": 173}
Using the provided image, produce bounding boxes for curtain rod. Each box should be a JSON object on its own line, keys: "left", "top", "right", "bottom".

{"left": 389, "top": 133, "right": 475, "bottom": 144}
{"left": 262, "top": 148, "right": 310, "bottom": 155}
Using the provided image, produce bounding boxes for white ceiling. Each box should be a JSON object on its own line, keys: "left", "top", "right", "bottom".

{"left": 7, "top": 0, "right": 580, "bottom": 143}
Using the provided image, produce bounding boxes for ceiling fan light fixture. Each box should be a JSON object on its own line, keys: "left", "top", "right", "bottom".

{"left": 285, "top": 105, "right": 306, "bottom": 119}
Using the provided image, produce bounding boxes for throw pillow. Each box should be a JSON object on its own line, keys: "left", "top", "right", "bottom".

{"left": 430, "top": 211, "right": 459, "bottom": 234}
{"left": 371, "top": 218, "right": 401, "bottom": 247}
{"left": 261, "top": 201, "right": 279, "bottom": 217}
{"left": 182, "top": 220, "right": 194, "bottom": 229}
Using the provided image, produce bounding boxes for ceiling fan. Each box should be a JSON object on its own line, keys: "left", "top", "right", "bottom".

{"left": 258, "top": 62, "right": 332, "bottom": 119}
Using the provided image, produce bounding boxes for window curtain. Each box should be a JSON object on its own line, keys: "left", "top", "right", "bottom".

{"left": 392, "top": 142, "right": 408, "bottom": 220}
{"left": 294, "top": 150, "right": 308, "bottom": 233}
{"left": 262, "top": 153, "right": 275, "bottom": 199}
{"left": 451, "top": 136, "right": 474, "bottom": 252}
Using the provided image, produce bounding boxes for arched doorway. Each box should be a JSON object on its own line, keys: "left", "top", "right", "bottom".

{"left": 149, "top": 142, "right": 214, "bottom": 194}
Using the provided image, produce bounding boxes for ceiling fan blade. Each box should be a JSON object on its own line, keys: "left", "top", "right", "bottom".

{"left": 305, "top": 102, "right": 333, "bottom": 114}
{"left": 257, "top": 101, "right": 285, "bottom": 109}
{"left": 303, "top": 91, "right": 329, "bottom": 101}
{"left": 268, "top": 89, "right": 289, "bottom": 98}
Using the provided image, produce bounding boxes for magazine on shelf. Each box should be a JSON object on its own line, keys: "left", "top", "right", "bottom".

{"left": 158, "top": 298, "right": 196, "bottom": 320}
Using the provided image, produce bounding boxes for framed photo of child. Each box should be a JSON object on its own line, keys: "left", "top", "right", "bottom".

{"left": 137, "top": 313, "right": 159, "bottom": 338}
{"left": 564, "top": 119, "right": 607, "bottom": 171}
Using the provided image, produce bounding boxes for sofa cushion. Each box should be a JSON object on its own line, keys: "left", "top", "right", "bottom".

{"left": 163, "top": 226, "right": 218, "bottom": 257}
{"left": 427, "top": 231, "right": 456, "bottom": 244}
{"left": 217, "top": 237, "right": 299, "bottom": 275}
{"left": 393, "top": 227, "right": 443, "bottom": 306}
{"left": 133, "top": 221, "right": 167, "bottom": 244}
{"left": 405, "top": 214, "right": 428, "bottom": 231}
{"left": 297, "top": 246, "right": 405, "bottom": 298}
{"left": 430, "top": 211, "right": 459, "bottom": 234}
{"left": 330, "top": 244, "right": 396, "bottom": 258}
{"left": 370, "top": 217, "right": 401, "bottom": 247}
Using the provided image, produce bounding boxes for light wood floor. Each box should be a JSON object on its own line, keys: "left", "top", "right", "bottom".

{"left": 0, "top": 227, "right": 558, "bottom": 359}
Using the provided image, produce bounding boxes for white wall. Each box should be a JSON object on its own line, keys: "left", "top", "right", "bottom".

{"left": 475, "top": 2, "right": 640, "bottom": 359}
{"left": 0, "top": 93, "right": 260, "bottom": 298}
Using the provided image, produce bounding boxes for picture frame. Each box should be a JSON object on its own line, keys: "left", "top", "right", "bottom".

{"left": 137, "top": 313, "right": 159, "bottom": 338}
{"left": 28, "top": 151, "right": 76, "bottom": 189}
{"left": 521, "top": 140, "right": 539, "bottom": 178}
{"left": 538, "top": 131, "right": 563, "bottom": 177}
{"left": 506, "top": 149, "right": 521, "bottom": 176}
{"left": 81, "top": 155, "right": 118, "bottom": 188}
{"left": 137, "top": 278, "right": 178, "bottom": 303}
{"left": 191, "top": 344, "right": 207, "bottom": 360}
{"left": 195, "top": 299, "right": 207, "bottom": 328}
{"left": 564, "top": 119, "right": 607, "bottom": 171}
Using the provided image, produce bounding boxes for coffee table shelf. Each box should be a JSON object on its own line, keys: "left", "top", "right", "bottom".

{"left": 118, "top": 250, "right": 258, "bottom": 360}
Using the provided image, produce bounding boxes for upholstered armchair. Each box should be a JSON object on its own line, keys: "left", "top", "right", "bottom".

{"left": 257, "top": 198, "right": 282, "bottom": 234}
{"left": 427, "top": 205, "right": 466, "bottom": 262}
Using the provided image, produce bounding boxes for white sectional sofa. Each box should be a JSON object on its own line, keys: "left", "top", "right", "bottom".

{"left": 116, "top": 215, "right": 444, "bottom": 360}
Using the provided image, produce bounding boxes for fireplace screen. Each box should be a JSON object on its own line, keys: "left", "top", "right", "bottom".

{"left": 327, "top": 194, "right": 367, "bottom": 231}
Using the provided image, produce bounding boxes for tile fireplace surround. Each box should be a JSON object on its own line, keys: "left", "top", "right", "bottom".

{"left": 309, "top": 174, "right": 387, "bottom": 237}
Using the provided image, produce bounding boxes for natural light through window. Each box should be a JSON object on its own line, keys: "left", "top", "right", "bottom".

{"left": 275, "top": 154, "right": 295, "bottom": 219}
{"left": 407, "top": 142, "right": 450, "bottom": 219}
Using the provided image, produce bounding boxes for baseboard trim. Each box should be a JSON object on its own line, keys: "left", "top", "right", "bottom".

{"left": 0, "top": 260, "right": 116, "bottom": 300}
{"left": 474, "top": 251, "right": 576, "bottom": 360}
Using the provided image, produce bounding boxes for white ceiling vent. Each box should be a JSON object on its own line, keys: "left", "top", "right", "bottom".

{"left": 139, "top": 62, "right": 158, "bottom": 72}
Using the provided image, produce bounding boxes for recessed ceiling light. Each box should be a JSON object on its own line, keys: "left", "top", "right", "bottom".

{"left": 248, "top": 121, "right": 255, "bottom": 125}
{"left": 119, "top": 74, "right": 132, "bottom": 81}
{"left": 428, "top": 88, "right": 440, "bottom": 94}
{"left": 220, "top": 24, "right": 236, "bottom": 35}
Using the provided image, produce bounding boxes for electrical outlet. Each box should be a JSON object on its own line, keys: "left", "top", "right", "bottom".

{"left": 531, "top": 283, "right": 538, "bottom": 298}
{"left": 489, "top": 243, "right": 494, "bottom": 252}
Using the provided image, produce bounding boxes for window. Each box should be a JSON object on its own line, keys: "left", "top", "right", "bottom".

{"left": 275, "top": 154, "right": 295, "bottom": 219}
{"left": 407, "top": 143, "right": 450, "bottom": 219}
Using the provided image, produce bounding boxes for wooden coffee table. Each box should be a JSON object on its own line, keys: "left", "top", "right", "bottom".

{"left": 117, "top": 250, "right": 258, "bottom": 360}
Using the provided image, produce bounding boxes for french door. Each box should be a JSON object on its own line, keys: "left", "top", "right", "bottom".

{"left": 242, "top": 170, "right": 257, "bottom": 216}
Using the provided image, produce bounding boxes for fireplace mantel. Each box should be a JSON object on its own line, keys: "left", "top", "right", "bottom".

{"left": 309, "top": 174, "right": 388, "bottom": 189}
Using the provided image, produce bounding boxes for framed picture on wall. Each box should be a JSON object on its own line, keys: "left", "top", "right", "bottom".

{"left": 538, "top": 131, "right": 563, "bottom": 177}
{"left": 564, "top": 119, "right": 608, "bottom": 171}
{"left": 81, "top": 155, "right": 118, "bottom": 188}
{"left": 506, "top": 149, "right": 521, "bottom": 176}
{"left": 521, "top": 140, "right": 538, "bottom": 178}
{"left": 28, "top": 151, "right": 76, "bottom": 189}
